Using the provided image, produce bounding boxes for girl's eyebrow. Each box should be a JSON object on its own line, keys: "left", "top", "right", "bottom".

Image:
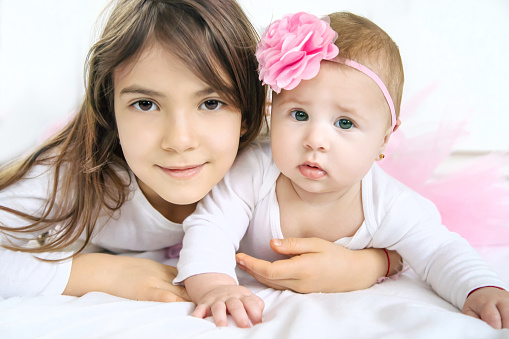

{"left": 119, "top": 86, "right": 166, "bottom": 98}
{"left": 119, "top": 86, "right": 217, "bottom": 99}
{"left": 194, "top": 87, "right": 217, "bottom": 98}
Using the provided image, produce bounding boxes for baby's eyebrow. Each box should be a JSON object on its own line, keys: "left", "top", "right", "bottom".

{"left": 275, "top": 95, "right": 312, "bottom": 107}
{"left": 119, "top": 86, "right": 166, "bottom": 98}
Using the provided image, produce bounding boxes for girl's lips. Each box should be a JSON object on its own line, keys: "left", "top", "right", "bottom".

{"left": 159, "top": 164, "right": 204, "bottom": 179}
{"left": 298, "top": 162, "right": 327, "bottom": 179}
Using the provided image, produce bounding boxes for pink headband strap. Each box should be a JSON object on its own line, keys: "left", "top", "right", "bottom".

{"left": 334, "top": 58, "right": 397, "bottom": 131}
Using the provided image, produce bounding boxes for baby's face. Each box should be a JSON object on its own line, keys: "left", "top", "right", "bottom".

{"left": 270, "top": 61, "right": 392, "bottom": 196}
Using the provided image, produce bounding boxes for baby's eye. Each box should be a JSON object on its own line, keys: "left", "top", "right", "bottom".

{"left": 200, "top": 100, "right": 224, "bottom": 111}
{"left": 291, "top": 110, "right": 309, "bottom": 121}
{"left": 335, "top": 119, "right": 353, "bottom": 129}
{"left": 133, "top": 100, "right": 158, "bottom": 111}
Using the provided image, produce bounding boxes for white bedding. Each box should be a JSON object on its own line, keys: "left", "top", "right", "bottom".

{"left": 1, "top": 246, "right": 508, "bottom": 338}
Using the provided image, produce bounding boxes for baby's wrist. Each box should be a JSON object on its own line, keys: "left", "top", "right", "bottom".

{"left": 467, "top": 286, "right": 506, "bottom": 298}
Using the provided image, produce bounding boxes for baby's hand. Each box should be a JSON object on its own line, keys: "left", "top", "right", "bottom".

{"left": 192, "top": 284, "right": 264, "bottom": 328}
{"left": 462, "top": 287, "right": 509, "bottom": 329}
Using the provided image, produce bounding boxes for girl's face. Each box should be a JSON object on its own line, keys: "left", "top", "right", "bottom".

{"left": 270, "top": 61, "right": 394, "bottom": 200}
{"left": 114, "top": 42, "right": 244, "bottom": 212}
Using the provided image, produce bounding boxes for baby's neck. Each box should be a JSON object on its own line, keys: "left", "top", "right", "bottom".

{"left": 276, "top": 175, "right": 364, "bottom": 241}
{"left": 286, "top": 175, "right": 361, "bottom": 207}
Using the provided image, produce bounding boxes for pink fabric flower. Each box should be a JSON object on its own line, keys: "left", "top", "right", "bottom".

{"left": 256, "top": 12, "right": 339, "bottom": 93}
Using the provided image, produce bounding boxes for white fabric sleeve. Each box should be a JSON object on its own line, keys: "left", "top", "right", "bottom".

{"left": 0, "top": 249, "right": 73, "bottom": 299}
{"left": 174, "top": 145, "right": 265, "bottom": 284}
{"left": 371, "top": 191, "right": 508, "bottom": 309}
{"left": 0, "top": 164, "right": 74, "bottom": 298}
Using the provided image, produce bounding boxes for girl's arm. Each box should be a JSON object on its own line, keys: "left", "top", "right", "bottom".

{"left": 63, "top": 253, "right": 189, "bottom": 302}
{"left": 184, "top": 273, "right": 263, "bottom": 328}
{"left": 236, "top": 237, "right": 402, "bottom": 293}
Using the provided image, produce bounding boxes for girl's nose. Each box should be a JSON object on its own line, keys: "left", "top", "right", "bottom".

{"left": 161, "top": 112, "right": 198, "bottom": 153}
{"left": 303, "top": 123, "right": 330, "bottom": 152}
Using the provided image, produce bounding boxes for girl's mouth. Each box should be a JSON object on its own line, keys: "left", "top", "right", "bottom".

{"left": 158, "top": 164, "right": 204, "bottom": 179}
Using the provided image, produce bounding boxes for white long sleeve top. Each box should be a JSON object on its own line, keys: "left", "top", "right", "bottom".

{"left": 175, "top": 140, "right": 508, "bottom": 309}
{"left": 0, "top": 164, "right": 184, "bottom": 299}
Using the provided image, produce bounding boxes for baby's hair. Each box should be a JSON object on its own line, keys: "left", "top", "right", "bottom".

{"left": 328, "top": 12, "right": 404, "bottom": 118}
{"left": 0, "top": 0, "right": 265, "bottom": 255}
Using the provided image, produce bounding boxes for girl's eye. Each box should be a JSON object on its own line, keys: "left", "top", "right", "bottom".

{"left": 200, "top": 100, "right": 224, "bottom": 111}
{"left": 335, "top": 119, "right": 353, "bottom": 129}
{"left": 290, "top": 110, "right": 309, "bottom": 121}
{"left": 133, "top": 100, "right": 158, "bottom": 111}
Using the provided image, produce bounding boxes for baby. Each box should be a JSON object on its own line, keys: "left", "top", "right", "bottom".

{"left": 175, "top": 11, "right": 509, "bottom": 329}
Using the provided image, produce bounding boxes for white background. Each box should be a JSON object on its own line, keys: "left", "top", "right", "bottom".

{"left": 0, "top": 0, "right": 508, "bottom": 164}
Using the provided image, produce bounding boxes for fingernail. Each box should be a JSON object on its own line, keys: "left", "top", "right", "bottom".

{"left": 273, "top": 239, "right": 282, "bottom": 246}
{"left": 237, "top": 260, "right": 246, "bottom": 267}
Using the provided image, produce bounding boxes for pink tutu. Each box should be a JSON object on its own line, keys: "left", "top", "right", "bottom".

{"left": 379, "top": 84, "right": 509, "bottom": 246}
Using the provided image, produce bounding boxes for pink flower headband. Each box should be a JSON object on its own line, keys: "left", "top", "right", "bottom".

{"left": 256, "top": 12, "right": 397, "bottom": 131}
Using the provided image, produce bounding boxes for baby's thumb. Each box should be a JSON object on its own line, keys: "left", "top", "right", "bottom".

{"left": 269, "top": 238, "right": 321, "bottom": 255}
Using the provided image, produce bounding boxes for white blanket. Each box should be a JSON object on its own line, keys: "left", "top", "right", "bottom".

{"left": 1, "top": 246, "right": 508, "bottom": 339}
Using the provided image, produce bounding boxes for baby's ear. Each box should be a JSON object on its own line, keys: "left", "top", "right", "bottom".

{"left": 378, "top": 119, "right": 402, "bottom": 156}
{"left": 392, "top": 118, "right": 402, "bottom": 133}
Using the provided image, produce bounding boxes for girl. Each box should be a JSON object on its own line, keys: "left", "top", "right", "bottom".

{"left": 176, "top": 12, "right": 509, "bottom": 329}
{"left": 0, "top": 1, "right": 398, "bottom": 305}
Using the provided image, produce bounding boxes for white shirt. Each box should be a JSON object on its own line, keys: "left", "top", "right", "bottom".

{"left": 176, "top": 140, "right": 508, "bottom": 309}
{"left": 0, "top": 164, "right": 184, "bottom": 298}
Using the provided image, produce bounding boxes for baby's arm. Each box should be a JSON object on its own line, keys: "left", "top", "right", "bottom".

{"left": 463, "top": 287, "right": 509, "bottom": 329}
{"left": 236, "top": 237, "right": 402, "bottom": 293}
{"left": 373, "top": 190, "right": 509, "bottom": 329}
{"left": 184, "top": 273, "right": 264, "bottom": 328}
{"left": 64, "top": 253, "right": 189, "bottom": 302}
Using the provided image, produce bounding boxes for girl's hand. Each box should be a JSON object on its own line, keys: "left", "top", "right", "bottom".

{"left": 185, "top": 273, "right": 264, "bottom": 328}
{"left": 463, "top": 287, "right": 509, "bottom": 329}
{"left": 63, "top": 253, "right": 189, "bottom": 302}
{"left": 236, "top": 237, "right": 402, "bottom": 293}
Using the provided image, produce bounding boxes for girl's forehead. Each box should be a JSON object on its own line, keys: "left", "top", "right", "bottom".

{"left": 114, "top": 41, "right": 167, "bottom": 77}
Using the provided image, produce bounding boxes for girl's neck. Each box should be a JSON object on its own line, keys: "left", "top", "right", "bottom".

{"left": 156, "top": 201, "right": 198, "bottom": 224}
{"left": 137, "top": 178, "right": 197, "bottom": 223}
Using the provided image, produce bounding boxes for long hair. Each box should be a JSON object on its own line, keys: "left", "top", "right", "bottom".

{"left": 0, "top": 0, "right": 266, "bottom": 255}
{"left": 328, "top": 12, "right": 404, "bottom": 118}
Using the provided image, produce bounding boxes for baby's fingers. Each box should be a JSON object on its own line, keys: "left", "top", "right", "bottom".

{"left": 464, "top": 303, "right": 502, "bottom": 330}
{"left": 462, "top": 308, "right": 480, "bottom": 320}
{"left": 499, "top": 302, "right": 509, "bottom": 329}
{"left": 242, "top": 295, "right": 264, "bottom": 325}
{"left": 479, "top": 304, "right": 502, "bottom": 330}
{"left": 211, "top": 302, "right": 229, "bottom": 327}
{"left": 223, "top": 298, "right": 251, "bottom": 328}
{"left": 191, "top": 304, "right": 211, "bottom": 319}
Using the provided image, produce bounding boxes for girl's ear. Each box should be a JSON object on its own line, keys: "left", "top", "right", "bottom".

{"left": 377, "top": 118, "right": 401, "bottom": 159}
{"left": 240, "top": 122, "right": 247, "bottom": 137}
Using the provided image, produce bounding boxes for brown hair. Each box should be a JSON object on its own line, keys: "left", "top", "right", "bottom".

{"left": 328, "top": 12, "right": 404, "bottom": 118}
{"left": 0, "top": 0, "right": 266, "bottom": 255}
